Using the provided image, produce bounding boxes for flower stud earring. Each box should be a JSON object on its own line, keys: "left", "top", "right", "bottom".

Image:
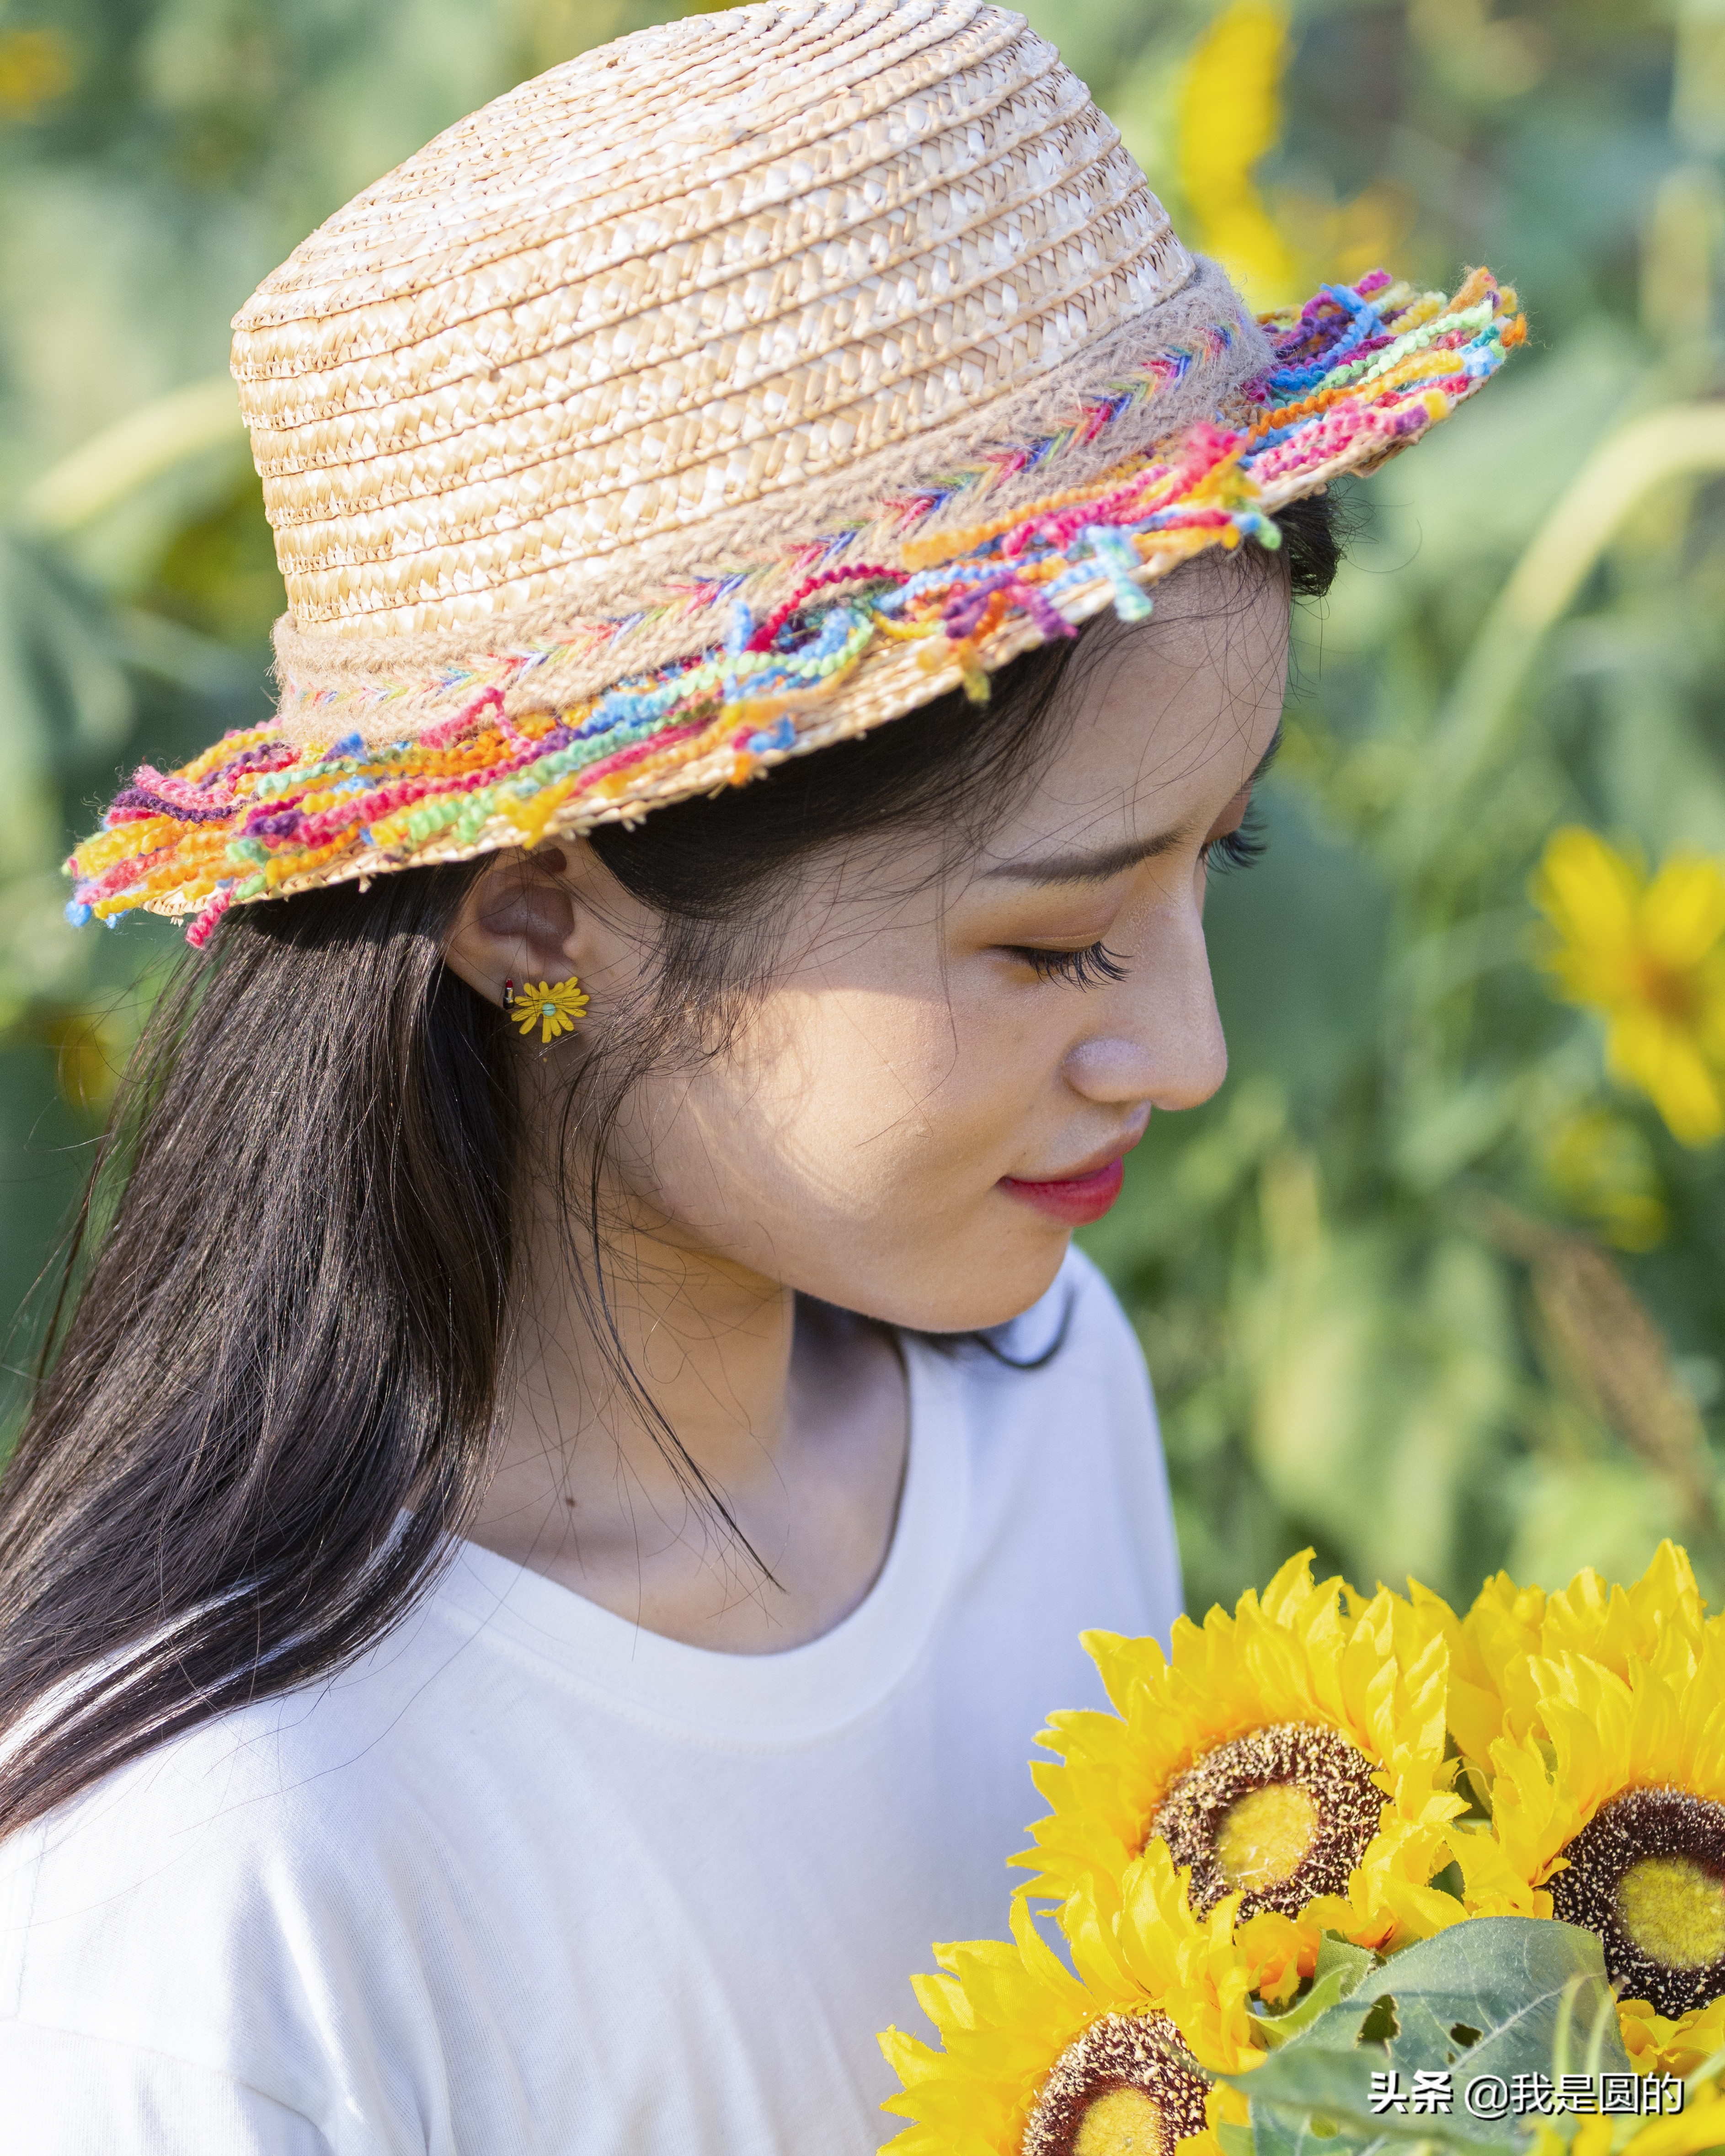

{"left": 512, "top": 976, "right": 589, "bottom": 1044}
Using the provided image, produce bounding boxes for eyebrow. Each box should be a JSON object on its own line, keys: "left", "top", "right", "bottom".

{"left": 982, "top": 723, "right": 1284, "bottom": 886}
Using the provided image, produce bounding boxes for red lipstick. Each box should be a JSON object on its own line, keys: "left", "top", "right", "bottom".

{"left": 999, "top": 1149, "right": 1132, "bottom": 1227}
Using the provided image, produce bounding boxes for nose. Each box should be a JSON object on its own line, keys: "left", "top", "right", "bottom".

{"left": 1060, "top": 913, "right": 1228, "bottom": 1113}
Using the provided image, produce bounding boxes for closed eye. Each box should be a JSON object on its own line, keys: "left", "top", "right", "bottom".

{"left": 1202, "top": 801, "right": 1267, "bottom": 876}
{"left": 1005, "top": 940, "right": 1129, "bottom": 988}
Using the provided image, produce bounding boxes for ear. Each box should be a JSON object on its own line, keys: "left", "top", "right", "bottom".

{"left": 443, "top": 844, "right": 593, "bottom": 1009}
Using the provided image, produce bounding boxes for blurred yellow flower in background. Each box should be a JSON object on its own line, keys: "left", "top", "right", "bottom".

{"left": 1540, "top": 1106, "right": 1670, "bottom": 1251}
{"left": 1172, "top": 1, "right": 1411, "bottom": 312}
{"left": 1176, "top": 2, "right": 1301, "bottom": 309}
{"left": 1532, "top": 827, "right": 1725, "bottom": 1145}
{"left": 0, "top": 28, "right": 75, "bottom": 117}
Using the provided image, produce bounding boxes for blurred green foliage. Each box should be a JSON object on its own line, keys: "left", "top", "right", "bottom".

{"left": 4, "top": 0, "right": 1724, "bottom": 1619}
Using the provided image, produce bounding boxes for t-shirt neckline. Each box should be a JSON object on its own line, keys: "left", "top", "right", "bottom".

{"left": 434, "top": 1334, "right": 968, "bottom": 1746}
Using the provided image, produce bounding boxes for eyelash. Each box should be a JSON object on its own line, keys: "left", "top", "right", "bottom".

{"left": 1007, "top": 807, "right": 1266, "bottom": 982}
{"left": 1202, "top": 803, "right": 1267, "bottom": 876}
{"left": 1010, "top": 940, "right": 1130, "bottom": 988}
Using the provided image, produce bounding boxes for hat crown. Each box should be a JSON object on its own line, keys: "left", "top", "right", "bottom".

{"left": 230, "top": 0, "right": 1193, "bottom": 640}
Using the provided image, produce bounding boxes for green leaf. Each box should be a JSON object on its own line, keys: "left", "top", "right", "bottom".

{"left": 1256, "top": 1939, "right": 1379, "bottom": 2050}
{"left": 1232, "top": 1919, "right": 1634, "bottom": 2156}
{"left": 1242, "top": 2046, "right": 1522, "bottom": 2156}
{"left": 1315, "top": 1937, "right": 1383, "bottom": 1989}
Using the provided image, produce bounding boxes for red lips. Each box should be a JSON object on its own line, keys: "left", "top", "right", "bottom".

{"left": 998, "top": 1153, "right": 1128, "bottom": 1226}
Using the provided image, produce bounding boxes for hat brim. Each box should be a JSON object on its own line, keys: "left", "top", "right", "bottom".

{"left": 69, "top": 267, "right": 1522, "bottom": 945}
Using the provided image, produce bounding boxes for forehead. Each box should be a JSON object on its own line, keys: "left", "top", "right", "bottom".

{"left": 980, "top": 552, "right": 1292, "bottom": 863}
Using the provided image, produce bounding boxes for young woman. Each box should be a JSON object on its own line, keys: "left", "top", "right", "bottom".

{"left": 0, "top": 2, "right": 1517, "bottom": 2148}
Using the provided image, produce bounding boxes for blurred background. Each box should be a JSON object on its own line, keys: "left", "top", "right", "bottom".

{"left": 3, "top": 0, "right": 1722, "bottom": 1618}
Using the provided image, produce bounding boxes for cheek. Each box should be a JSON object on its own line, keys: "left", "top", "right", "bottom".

{"left": 603, "top": 974, "right": 1083, "bottom": 1327}
{"left": 708, "top": 984, "right": 1038, "bottom": 1203}
{"left": 609, "top": 975, "right": 1055, "bottom": 1251}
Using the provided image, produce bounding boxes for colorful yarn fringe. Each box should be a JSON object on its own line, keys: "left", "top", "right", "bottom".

{"left": 67, "top": 269, "right": 1523, "bottom": 939}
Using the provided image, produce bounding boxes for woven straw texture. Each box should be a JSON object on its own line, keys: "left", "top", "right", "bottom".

{"left": 67, "top": 0, "right": 1524, "bottom": 941}
{"left": 237, "top": 0, "right": 1207, "bottom": 665}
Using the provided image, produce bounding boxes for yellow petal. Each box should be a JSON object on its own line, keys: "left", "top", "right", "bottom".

{"left": 1641, "top": 857, "right": 1725, "bottom": 971}
{"left": 1533, "top": 827, "right": 1641, "bottom": 964}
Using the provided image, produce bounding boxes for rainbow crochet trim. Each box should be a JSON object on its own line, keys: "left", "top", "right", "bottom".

{"left": 68, "top": 269, "right": 1522, "bottom": 943}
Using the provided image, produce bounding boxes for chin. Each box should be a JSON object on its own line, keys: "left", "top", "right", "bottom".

{"left": 828, "top": 1226, "right": 1073, "bottom": 1337}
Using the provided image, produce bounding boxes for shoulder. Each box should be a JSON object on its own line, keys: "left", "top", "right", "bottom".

{"left": 973, "top": 1243, "right": 1153, "bottom": 1401}
{"left": 0, "top": 1582, "right": 494, "bottom": 2119}
{"left": 3, "top": 1576, "right": 498, "bottom": 1913}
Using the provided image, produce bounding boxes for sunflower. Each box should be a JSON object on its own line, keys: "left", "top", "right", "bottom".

{"left": 1013, "top": 1554, "right": 1462, "bottom": 1948}
{"left": 1451, "top": 1623, "right": 1725, "bottom": 2071}
{"left": 1619, "top": 1994, "right": 1725, "bottom": 2083}
{"left": 1421, "top": 1542, "right": 1707, "bottom": 1773}
{"left": 1619, "top": 2087, "right": 1725, "bottom": 2156}
{"left": 1530, "top": 826, "right": 1725, "bottom": 1145}
{"left": 880, "top": 1842, "right": 1301, "bottom": 2156}
{"left": 511, "top": 977, "right": 589, "bottom": 1044}
{"left": 1525, "top": 2081, "right": 1725, "bottom": 2156}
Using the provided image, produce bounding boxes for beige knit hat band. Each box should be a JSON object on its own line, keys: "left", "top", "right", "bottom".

{"left": 261, "top": 190, "right": 1187, "bottom": 618}
{"left": 266, "top": 258, "right": 1259, "bottom": 745}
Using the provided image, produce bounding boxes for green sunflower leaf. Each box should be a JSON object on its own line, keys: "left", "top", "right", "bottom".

{"left": 1242, "top": 2045, "right": 1522, "bottom": 2156}
{"left": 1229, "top": 1916, "right": 1634, "bottom": 2156}
{"left": 1255, "top": 1938, "right": 1379, "bottom": 2050}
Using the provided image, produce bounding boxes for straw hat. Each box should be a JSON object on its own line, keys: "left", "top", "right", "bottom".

{"left": 69, "top": 0, "right": 1522, "bottom": 942}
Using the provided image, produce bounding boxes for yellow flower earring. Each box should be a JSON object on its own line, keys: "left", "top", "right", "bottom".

{"left": 505, "top": 975, "right": 590, "bottom": 1044}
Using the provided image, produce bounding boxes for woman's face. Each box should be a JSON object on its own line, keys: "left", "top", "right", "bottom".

{"left": 456, "top": 557, "right": 1289, "bottom": 1334}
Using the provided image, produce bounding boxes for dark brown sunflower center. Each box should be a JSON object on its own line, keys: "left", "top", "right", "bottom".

{"left": 1021, "top": 2012, "right": 1211, "bottom": 2156}
{"left": 1146, "top": 1721, "right": 1383, "bottom": 1920}
{"left": 1548, "top": 1786, "right": 1725, "bottom": 2017}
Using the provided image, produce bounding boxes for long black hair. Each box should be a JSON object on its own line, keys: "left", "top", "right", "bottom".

{"left": 0, "top": 502, "right": 1340, "bottom": 1837}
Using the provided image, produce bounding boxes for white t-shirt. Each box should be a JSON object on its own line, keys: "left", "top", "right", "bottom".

{"left": 0, "top": 1250, "right": 1180, "bottom": 2155}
